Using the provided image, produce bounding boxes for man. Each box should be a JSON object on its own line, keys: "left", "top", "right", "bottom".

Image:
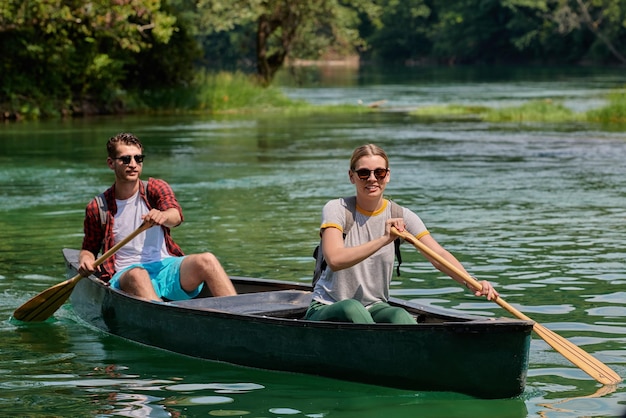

{"left": 78, "top": 132, "right": 236, "bottom": 301}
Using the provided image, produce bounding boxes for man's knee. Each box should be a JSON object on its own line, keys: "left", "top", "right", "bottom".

{"left": 121, "top": 267, "right": 147, "bottom": 280}
{"left": 182, "top": 253, "right": 224, "bottom": 285}
{"left": 201, "top": 252, "right": 220, "bottom": 267}
{"left": 119, "top": 267, "right": 151, "bottom": 290}
{"left": 189, "top": 252, "right": 221, "bottom": 270}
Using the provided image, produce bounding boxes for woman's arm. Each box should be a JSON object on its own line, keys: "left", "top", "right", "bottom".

{"left": 322, "top": 218, "right": 405, "bottom": 272}
{"left": 418, "top": 234, "right": 499, "bottom": 300}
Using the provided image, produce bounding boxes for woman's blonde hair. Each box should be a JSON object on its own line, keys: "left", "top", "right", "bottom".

{"left": 349, "top": 144, "right": 389, "bottom": 170}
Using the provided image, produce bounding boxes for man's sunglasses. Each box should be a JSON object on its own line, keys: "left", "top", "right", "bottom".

{"left": 353, "top": 168, "right": 389, "bottom": 181}
{"left": 114, "top": 154, "right": 145, "bottom": 164}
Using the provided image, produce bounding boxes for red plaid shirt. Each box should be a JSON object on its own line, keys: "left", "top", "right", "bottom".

{"left": 81, "top": 177, "right": 184, "bottom": 281}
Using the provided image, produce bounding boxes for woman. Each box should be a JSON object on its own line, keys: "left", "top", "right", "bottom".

{"left": 305, "top": 144, "right": 498, "bottom": 324}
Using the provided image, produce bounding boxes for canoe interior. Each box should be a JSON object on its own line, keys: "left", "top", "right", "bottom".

{"left": 172, "top": 289, "right": 313, "bottom": 318}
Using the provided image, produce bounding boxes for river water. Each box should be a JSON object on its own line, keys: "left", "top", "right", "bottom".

{"left": 1, "top": 66, "right": 626, "bottom": 417}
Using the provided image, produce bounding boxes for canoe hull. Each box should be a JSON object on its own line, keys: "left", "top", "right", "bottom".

{"left": 65, "top": 249, "right": 532, "bottom": 398}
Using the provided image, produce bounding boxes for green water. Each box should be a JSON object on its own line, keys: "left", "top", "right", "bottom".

{"left": 2, "top": 67, "right": 626, "bottom": 417}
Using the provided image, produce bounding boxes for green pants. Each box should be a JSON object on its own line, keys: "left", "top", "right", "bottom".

{"left": 305, "top": 299, "right": 417, "bottom": 324}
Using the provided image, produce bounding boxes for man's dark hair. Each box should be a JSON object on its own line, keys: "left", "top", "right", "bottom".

{"left": 107, "top": 133, "right": 144, "bottom": 158}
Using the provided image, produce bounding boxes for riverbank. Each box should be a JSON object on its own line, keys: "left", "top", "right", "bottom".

{"left": 0, "top": 71, "right": 293, "bottom": 121}
{"left": 3, "top": 69, "right": 626, "bottom": 126}
{"left": 1, "top": 70, "right": 377, "bottom": 122}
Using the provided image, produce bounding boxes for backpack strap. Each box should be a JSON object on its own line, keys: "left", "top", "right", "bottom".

{"left": 343, "top": 195, "right": 356, "bottom": 234}
{"left": 96, "top": 180, "right": 149, "bottom": 230}
{"left": 388, "top": 199, "right": 403, "bottom": 276}
{"left": 95, "top": 193, "right": 108, "bottom": 231}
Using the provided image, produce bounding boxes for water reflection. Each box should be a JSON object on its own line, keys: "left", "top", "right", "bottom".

{"left": 534, "top": 384, "right": 621, "bottom": 418}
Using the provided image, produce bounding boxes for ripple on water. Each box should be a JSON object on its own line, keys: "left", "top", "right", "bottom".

{"left": 587, "top": 292, "right": 626, "bottom": 304}
{"left": 167, "top": 395, "right": 234, "bottom": 405}
{"left": 166, "top": 383, "right": 265, "bottom": 392}
{"left": 588, "top": 306, "right": 626, "bottom": 317}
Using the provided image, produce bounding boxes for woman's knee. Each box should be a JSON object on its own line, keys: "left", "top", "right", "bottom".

{"left": 372, "top": 306, "right": 416, "bottom": 324}
{"left": 306, "top": 299, "right": 373, "bottom": 323}
{"left": 336, "top": 299, "right": 374, "bottom": 323}
{"left": 388, "top": 309, "right": 416, "bottom": 324}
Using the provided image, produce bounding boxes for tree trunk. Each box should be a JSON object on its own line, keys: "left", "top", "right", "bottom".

{"left": 256, "top": 15, "right": 272, "bottom": 85}
{"left": 575, "top": 0, "right": 626, "bottom": 64}
{"left": 256, "top": 5, "right": 299, "bottom": 86}
{"left": 256, "top": 16, "right": 289, "bottom": 85}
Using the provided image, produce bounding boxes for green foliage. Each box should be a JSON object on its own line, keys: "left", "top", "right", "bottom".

{"left": 484, "top": 99, "right": 580, "bottom": 122}
{"left": 587, "top": 89, "right": 626, "bottom": 122}
{"left": 410, "top": 93, "right": 626, "bottom": 125}
{"left": 411, "top": 100, "right": 581, "bottom": 123}
{"left": 192, "top": 70, "right": 295, "bottom": 112}
{"left": 0, "top": 0, "right": 184, "bottom": 117}
{"left": 363, "top": 0, "right": 433, "bottom": 62}
{"left": 411, "top": 104, "right": 490, "bottom": 119}
{"left": 193, "top": 0, "right": 383, "bottom": 83}
{"left": 502, "top": 0, "right": 626, "bottom": 63}
{"left": 131, "top": 69, "right": 373, "bottom": 115}
{"left": 2, "top": 0, "right": 626, "bottom": 119}
{"left": 430, "top": 0, "right": 524, "bottom": 64}
{"left": 135, "top": 70, "right": 299, "bottom": 112}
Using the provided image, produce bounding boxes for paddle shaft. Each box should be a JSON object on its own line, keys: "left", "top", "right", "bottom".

{"left": 391, "top": 227, "right": 622, "bottom": 385}
{"left": 13, "top": 221, "right": 151, "bottom": 321}
{"left": 88, "top": 221, "right": 152, "bottom": 272}
{"left": 62, "top": 220, "right": 152, "bottom": 285}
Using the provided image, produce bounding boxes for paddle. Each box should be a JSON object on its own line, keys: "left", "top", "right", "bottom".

{"left": 391, "top": 227, "right": 622, "bottom": 385}
{"left": 13, "top": 222, "right": 152, "bottom": 322}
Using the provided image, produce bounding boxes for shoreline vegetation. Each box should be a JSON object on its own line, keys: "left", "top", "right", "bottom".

{"left": 410, "top": 90, "right": 626, "bottom": 125}
{"left": 2, "top": 70, "right": 625, "bottom": 126}
{"left": 0, "top": 71, "right": 372, "bottom": 121}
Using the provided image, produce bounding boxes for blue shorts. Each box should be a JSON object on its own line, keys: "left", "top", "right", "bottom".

{"left": 110, "top": 256, "right": 203, "bottom": 300}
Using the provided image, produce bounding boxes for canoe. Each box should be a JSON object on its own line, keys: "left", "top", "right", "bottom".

{"left": 63, "top": 248, "right": 533, "bottom": 399}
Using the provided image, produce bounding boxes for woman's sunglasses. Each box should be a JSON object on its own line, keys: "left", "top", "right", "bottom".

{"left": 114, "top": 154, "right": 145, "bottom": 164}
{"left": 353, "top": 168, "right": 389, "bottom": 181}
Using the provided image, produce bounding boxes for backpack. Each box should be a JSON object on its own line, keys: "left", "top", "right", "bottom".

{"left": 312, "top": 196, "right": 403, "bottom": 286}
{"left": 95, "top": 180, "right": 150, "bottom": 229}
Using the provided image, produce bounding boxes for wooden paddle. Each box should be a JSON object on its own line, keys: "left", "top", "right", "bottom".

{"left": 391, "top": 227, "right": 622, "bottom": 385}
{"left": 13, "top": 222, "right": 152, "bottom": 322}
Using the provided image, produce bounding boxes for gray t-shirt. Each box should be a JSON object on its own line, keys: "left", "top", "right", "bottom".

{"left": 312, "top": 197, "right": 429, "bottom": 307}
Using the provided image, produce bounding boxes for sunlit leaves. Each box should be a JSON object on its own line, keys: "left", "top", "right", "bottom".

{"left": 1, "top": 0, "right": 182, "bottom": 116}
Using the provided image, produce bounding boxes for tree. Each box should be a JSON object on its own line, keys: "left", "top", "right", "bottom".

{"left": 362, "top": 0, "right": 433, "bottom": 63}
{"left": 194, "top": 0, "right": 382, "bottom": 85}
{"left": 503, "top": 0, "right": 626, "bottom": 64}
{"left": 0, "top": 0, "right": 182, "bottom": 115}
{"left": 429, "top": 0, "right": 522, "bottom": 64}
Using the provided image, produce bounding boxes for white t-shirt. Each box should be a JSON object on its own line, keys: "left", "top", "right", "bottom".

{"left": 113, "top": 190, "right": 170, "bottom": 271}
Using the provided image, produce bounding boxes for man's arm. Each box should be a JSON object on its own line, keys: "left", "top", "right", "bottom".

{"left": 142, "top": 207, "right": 181, "bottom": 228}
{"left": 147, "top": 178, "right": 183, "bottom": 227}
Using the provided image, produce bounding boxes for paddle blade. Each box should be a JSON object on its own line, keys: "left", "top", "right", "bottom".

{"left": 12, "top": 275, "right": 82, "bottom": 322}
{"left": 532, "top": 322, "right": 622, "bottom": 385}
